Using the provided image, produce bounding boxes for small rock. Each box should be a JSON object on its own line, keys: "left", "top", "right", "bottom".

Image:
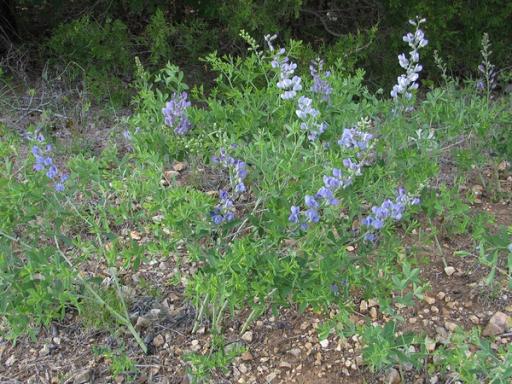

{"left": 424, "top": 296, "right": 436, "bottom": 305}
{"left": 445, "top": 321, "right": 458, "bottom": 332}
{"left": 130, "top": 230, "right": 144, "bottom": 241}
{"left": 172, "top": 162, "right": 187, "bottom": 172}
{"left": 135, "top": 316, "right": 150, "bottom": 329}
{"left": 355, "top": 355, "right": 363, "bottom": 366}
{"left": 279, "top": 361, "right": 292, "bottom": 369}
{"left": 266, "top": 372, "right": 277, "bottom": 382}
{"left": 359, "top": 300, "right": 368, "bottom": 313}
{"left": 320, "top": 339, "right": 329, "bottom": 349}
{"left": 425, "top": 338, "right": 436, "bottom": 352}
{"left": 241, "top": 351, "right": 253, "bottom": 361}
{"left": 483, "top": 312, "right": 512, "bottom": 337}
{"left": 241, "top": 331, "right": 253, "bottom": 343}
{"left": 370, "top": 307, "right": 378, "bottom": 320}
{"left": 471, "top": 185, "right": 484, "bottom": 199}
{"left": 288, "top": 348, "right": 301, "bottom": 357}
{"left": 435, "top": 326, "right": 448, "bottom": 339}
{"left": 498, "top": 160, "right": 510, "bottom": 171}
{"left": 39, "top": 344, "right": 50, "bottom": 356}
{"left": 73, "top": 369, "right": 91, "bottom": 384}
{"left": 469, "top": 315, "right": 480, "bottom": 324}
{"left": 5, "top": 354, "right": 16, "bottom": 367}
{"left": 239, "top": 363, "right": 248, "bottom": 374}
{"left": 408, "top": 317, "right": 417, "bottom": 324}
{"left": 436, "top": 292, "right": 446, "bottom": 300}
{"left": 368, "top": 298, "right": 379, "bottom": 307}
{"left": 190, "top": 339, "right": 201, "bottom": 352}
{"left": 153, "top": 334, "right": 165, "bottom": 348}
{"left": 444, "top": 266, "right": 456, "bottom": 276}
{"left": 385, "top": 368, "right": 401, "bottom": 384}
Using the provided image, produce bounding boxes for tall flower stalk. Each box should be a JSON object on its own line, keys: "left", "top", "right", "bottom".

{"left": 391, "top": 17, "right": 428, "bottom": 103}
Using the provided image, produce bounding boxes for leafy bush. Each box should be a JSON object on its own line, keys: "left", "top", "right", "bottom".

{"left": 46, "top": 16, "right": 132, "bottom": 103}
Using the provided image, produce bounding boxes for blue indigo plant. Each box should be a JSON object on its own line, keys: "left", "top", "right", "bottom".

{"left": 265, "top": 34, "right": 302, "bottom": 100}
{"left": 296, "top": 96, "right": 327, "bottom": 141}
{"left": 362, "top": 188, "right": 420, "bottom": 241}
{"left": 29, "top": 130, "right": 68, "bottom": 192}
{"left": 210, "top": 147, "right": 249, "bottom": 224}
{"left": 310, "top": 58, "right": 332, "bottom": 102}
{"left": 289, "top": 118, "right": 376, "bottom": 230}
{"left": 162, "top": 92, "right": 192, "bottom": 135}
{"left": 391, "top": 17, "right": 428, "bottom": 101}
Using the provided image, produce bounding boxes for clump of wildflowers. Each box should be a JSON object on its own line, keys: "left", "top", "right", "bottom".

{"left": 310, "top": 58, "right": 332, "bottom": 102}
{"left": 162, "top": 92, "right": 192, "bottom": 135}
{"left": 296, "top": 96, "right": 327, "bottom": 141}
{"left": 391, "top": 17, "right": 428, "bottom": 101}
{"left": 210, "top": 147, "right": 248, "bottom": 224}
{"left": 362, "top": 188, "right": 420, "bottom": 241}
{"left": 29, "top": 130, "right": 68, "bottom": 192}
{"left": 289, "top": 119, "right": 376, "bottom": 230}
{"left": 211, "top": 190, "right": 235, "bottom": 225}
{"left": 265, "top": 34, "right": 302, "bottom": 100}
{"left": 338, "top": 127, "right": 374, "bottom": 153}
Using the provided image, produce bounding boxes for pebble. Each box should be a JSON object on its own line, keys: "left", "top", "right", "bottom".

{"left": 39, "top": 344, "right": 50, "bottom": 356}
{"left": 288, "top": 348, "right": 301, "bottom": 357}
{"left": 320, "top": 339, "right": 329, "bottom": 349}
{"left": 424, "top": 296, "right": 436, "bottom": 305}
{"left": 241, "top": 351, "right": 253, "bottom": 361}
{"left": 360, "top": 300, "right": 368, "bottom": 313}
{"left": 469, "top": 315, "right": 480, "bottom": 324}
{"left": 426, "top": 338, "right": 436, "bottom": 352}
{"left": 190, "top": 340, "right": 201, "bottom": 352}
{"left": 279, "top": 361, "right": 292, "bottom": 369}
{"left": 239, "top": 364, "right": 248, "bottom": 374}
{"left": 368, "top": 298, "right": 379, "bottom": 307}
{"left": 370, "top": 307, "right": 378, "bottom": 320}
{"left": 241, "top": 331, "right": 253, "bottom": 343}
{"left": 444, "top": 266, "right": 456, "bottom": 276}
{"left": 73, "top": 369, "right": 91, "bottom": 384}
{"left": 5, "top": 354, "right": 16, "bottom": 367}
{"left": 483, "top": 312, "right": 511, "bottom": 336}
{"left": 172, "top": 162, "right": 187, "bottom": 172}
{"left": 445, "top": 321, "right": 458, "bottom": 332}
{"left": 385, "top": 368, "right": 401, "bottom": 384}
{"left": 436, "top": 292, "right": 446, "bottom": 300}
{"left": 152, "top": 334, "right": 165, "bottom": 348}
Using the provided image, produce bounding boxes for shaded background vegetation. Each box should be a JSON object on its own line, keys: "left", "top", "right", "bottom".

{"left": 1, "top": 0, "right": 511, "bottom": 102}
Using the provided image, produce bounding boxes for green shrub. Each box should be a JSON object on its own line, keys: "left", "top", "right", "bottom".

{"left": 46, "top": 16, "right": 132, "bottom": 103}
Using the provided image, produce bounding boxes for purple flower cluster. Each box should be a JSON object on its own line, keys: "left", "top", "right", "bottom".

{"left": 310, "top": 58, "right": 332, "bottom": 102}
{"left": 362, "top": 188, "right": 420, "bottom": 241}
{"left": 210, "top": 148, "right": 248, "bottom": 224}
{"left": 296, "top": 96, "right": 327, "bottom": 141}
{"left": 265, "top": 34, "right": 302, "bottom": 100}
{"left": 338, "top": 127, "right": 374, "bottom": 152}
{"left": 391, "top": 18, "right": 428, "bottom": 100}
{"left": 211, "top": 190, "right": 235, "bottom": 225}
{"left": 30, "top": 132, "right": 68, "bottom": 192}
{"left": 289, "top": 123, "right": 375, "bottom": 230}
{"left": 162, "top": 92, "right": 192, "bottom": 135}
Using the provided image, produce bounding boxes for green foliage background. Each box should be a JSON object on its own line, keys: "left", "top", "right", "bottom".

{"left": 6, "top": 0, "right": 512, "bottom": 93}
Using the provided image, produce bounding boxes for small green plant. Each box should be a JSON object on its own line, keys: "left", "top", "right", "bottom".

{"left": 93, "top": 345, "right": 138, "bottom": 378}
{"left": 184, "top": 335, "right": 244, "bottom": 383}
